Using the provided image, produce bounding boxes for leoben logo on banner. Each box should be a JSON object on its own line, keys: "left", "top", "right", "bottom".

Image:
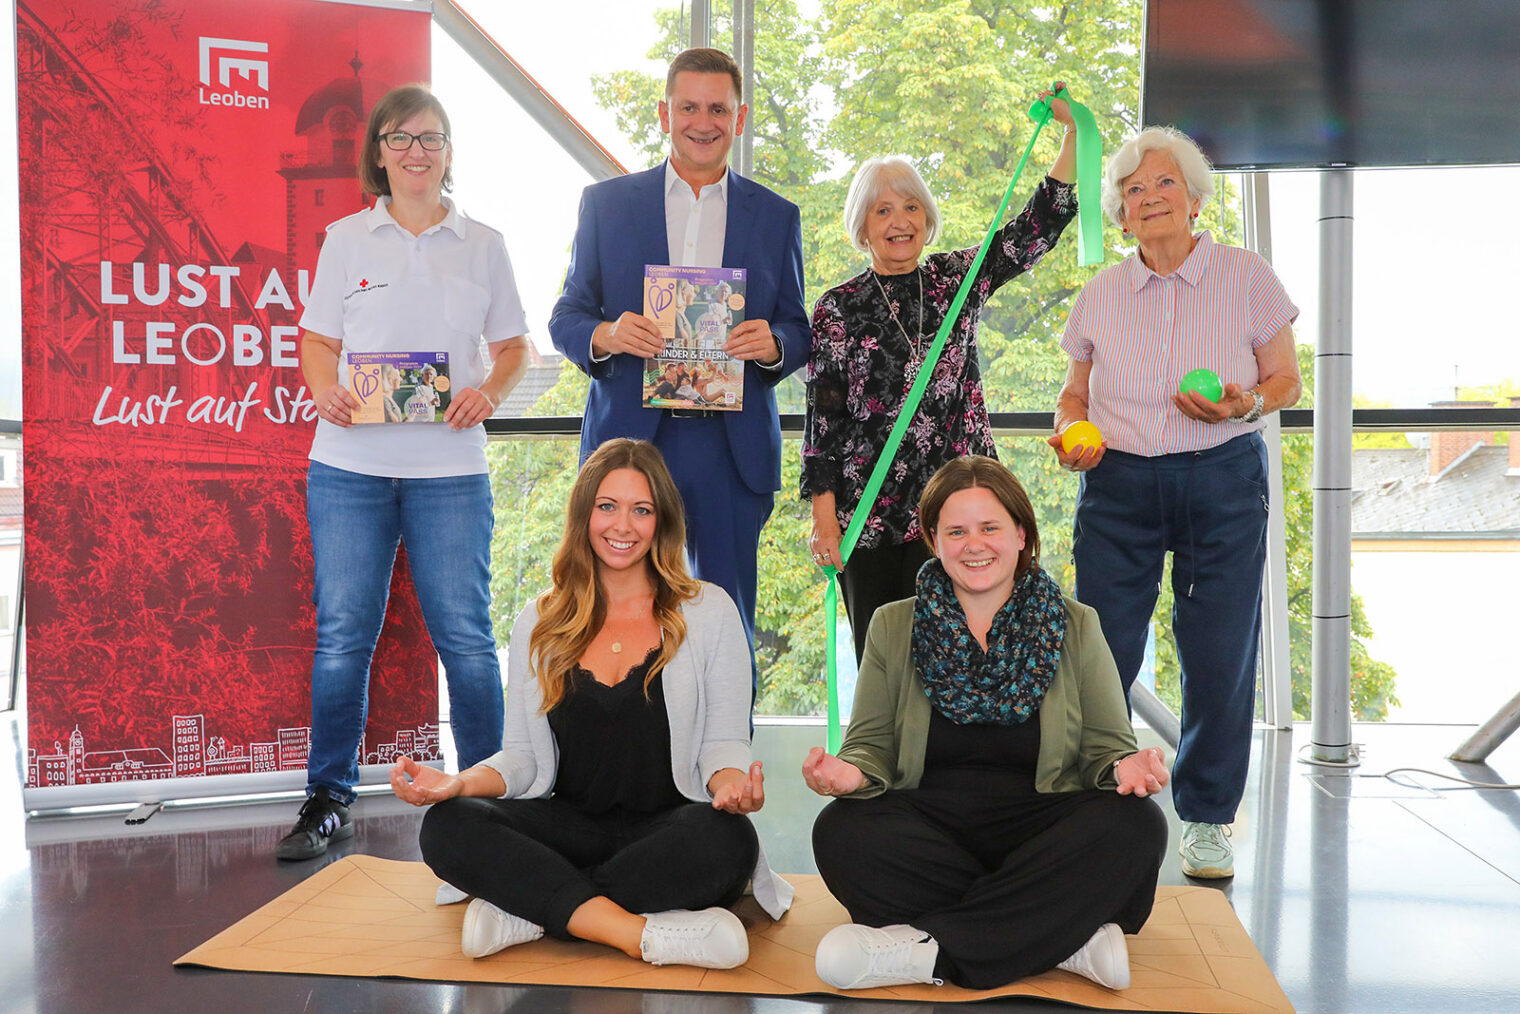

{"left": 197, "top": 36, "right": 270, "bottom": 110}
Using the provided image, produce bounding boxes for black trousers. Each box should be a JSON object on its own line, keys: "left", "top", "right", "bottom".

{"left": 839, "top": 539, "right": 933, "bottom": 663}
{"left": 813, "top": 787, "right": 1167, "bottom": 989}
{"left": 420, "top": 796, "right": 758, "bottom": 939}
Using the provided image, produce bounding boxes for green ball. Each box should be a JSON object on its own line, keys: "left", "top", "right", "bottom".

{"left": 1179, "top": 368, "right": 1223, "bottom": 402}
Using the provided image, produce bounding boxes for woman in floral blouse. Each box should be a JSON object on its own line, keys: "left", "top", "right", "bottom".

{"left": 802, "top": 89, "right": 1078, "bottom": 662}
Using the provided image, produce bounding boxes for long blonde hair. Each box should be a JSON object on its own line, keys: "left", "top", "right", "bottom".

{"left": 529, "top": 439, "right": 701, "bottom": 712}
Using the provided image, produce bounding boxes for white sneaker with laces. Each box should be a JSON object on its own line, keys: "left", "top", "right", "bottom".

{"left": 1056, "top": 922, "right": 1130, "bottom": 990}
{"left": 639, "top": 907, "right": 749, "bottom": 969}
{"left": 814, "top": 923, "right": 942, "bottom": 990}
{"left": 460, "top": 898, "right": 544, "bottom": 958}
{"left": 1179, "top": 820, "right": 1235, "bottom": 878}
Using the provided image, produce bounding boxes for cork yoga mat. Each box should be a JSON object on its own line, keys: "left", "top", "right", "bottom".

{"left": 176, "top": 855, "right": 1294, "bottom": 1012}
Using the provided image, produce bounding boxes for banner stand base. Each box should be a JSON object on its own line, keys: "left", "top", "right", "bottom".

{"left": 22, "top": 760, "right": 442, "bottom": 819}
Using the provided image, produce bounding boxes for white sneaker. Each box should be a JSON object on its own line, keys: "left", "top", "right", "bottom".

{"left": 1180, "top": 821, "right": 1235, "bottom": 878}
{"left": 815, "top": 923, "right": 942, "bottom": 989}
{"left": 639, "top": 907, "right": 749, "bottom": 969}
{"left": 1056, "top": 923, "right": 1130, "bottom": 990}
{"left": 460, "top": 898, "right": 544, "bottom": 958}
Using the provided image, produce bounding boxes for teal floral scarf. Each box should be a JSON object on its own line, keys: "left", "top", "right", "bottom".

{"left": 911, "top": 558, "right": 1067, "bottom": 725}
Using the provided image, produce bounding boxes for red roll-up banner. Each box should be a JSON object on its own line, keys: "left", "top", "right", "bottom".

{"left": 17, "top": 0, "right": 437, "bottom": 805}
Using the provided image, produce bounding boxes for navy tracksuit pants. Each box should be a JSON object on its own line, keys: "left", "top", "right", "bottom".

{"left": 1072, "top": 432, "right": 1269, "bottom": 825}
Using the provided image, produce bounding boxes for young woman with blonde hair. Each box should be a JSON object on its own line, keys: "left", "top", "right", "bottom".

{"left": 389, "top": 438, "right": 791, "bottom": 968}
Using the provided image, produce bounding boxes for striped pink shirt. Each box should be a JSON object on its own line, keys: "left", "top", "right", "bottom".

{"left": 1061, "top": 232, "right": 1298, "bottom": 456}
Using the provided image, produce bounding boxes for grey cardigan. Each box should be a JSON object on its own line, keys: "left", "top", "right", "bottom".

{"left": 479, "top": 584, "right": 794, "bottom": 919}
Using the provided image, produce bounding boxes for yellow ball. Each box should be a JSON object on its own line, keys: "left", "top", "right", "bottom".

{"left": 1061, "top": 420, "right": 1103, "bottom": 455}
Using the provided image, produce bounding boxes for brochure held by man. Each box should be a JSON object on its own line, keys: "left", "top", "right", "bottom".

{"left": 641, "top": 265, "right": 747, "bottom": 412}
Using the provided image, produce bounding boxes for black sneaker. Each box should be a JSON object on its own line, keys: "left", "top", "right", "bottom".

{"left": 275, "top": 787, "right": 353, "bottom": 861}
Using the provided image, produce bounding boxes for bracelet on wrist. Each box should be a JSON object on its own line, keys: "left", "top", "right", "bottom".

{"left": 1239, "top": 388, "right": 1265, "bottom": 424}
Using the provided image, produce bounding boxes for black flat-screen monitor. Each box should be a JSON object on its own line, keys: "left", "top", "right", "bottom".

{"left": 1142, "top": 0, "right": 1520, "bottom": 170}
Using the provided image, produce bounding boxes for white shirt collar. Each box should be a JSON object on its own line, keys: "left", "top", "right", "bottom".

{"left": 663, "top": 159, "right": 729, "bottom": 204}
{"left": 365, "top": 195, "right": 466, "bottom": 238}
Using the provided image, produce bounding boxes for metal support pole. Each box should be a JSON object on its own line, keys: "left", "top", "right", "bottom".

{"left": 1131, "top": 682, "right": 1181, "bottom": 750}
{"left": 690, "top": 0, "right": 711, "bottom": 49}
{"left": 733, "top": 0, "right": 754, "bottom": 177}
{"left": 6, "top": 539, "right": 20, "bottom": 713}
{"left": 431, "top": 0, "right": 625, "bottom": 182}
{"left": 1311, "top": 170, "right": 1354, "bottom": 763}
{"left": 1250, "top": 729, "right": 1292, "bottom": 969}
{"left": 1242, "top": 171, "right": 1294, "bottom": 730}
{"left": 1449, "top": 690, "right": 1520, "bottom": 763}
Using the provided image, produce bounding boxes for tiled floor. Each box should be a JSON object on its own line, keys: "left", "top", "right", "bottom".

{"left": 4, "top": 714, "right": 1519, "bottom": 1013}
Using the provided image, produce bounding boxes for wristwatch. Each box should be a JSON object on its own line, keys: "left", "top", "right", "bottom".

{"left": 1240, "top": 388, "right": 1265, "bottom": 424}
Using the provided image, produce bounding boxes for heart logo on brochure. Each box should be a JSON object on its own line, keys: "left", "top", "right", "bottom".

{"left": 353, "top": 367, "right": 380, "bottom": 401}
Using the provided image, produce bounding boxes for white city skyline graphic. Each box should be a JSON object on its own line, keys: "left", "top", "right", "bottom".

{"left": 28, "top": 713, "right": 440, "bottom": 788}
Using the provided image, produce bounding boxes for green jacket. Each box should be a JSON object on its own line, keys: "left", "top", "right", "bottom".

{"left": 838, "top": 596, "right": 1139, "bottom": 797}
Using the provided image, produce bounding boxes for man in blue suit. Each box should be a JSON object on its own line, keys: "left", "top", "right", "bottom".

{"left": 549, "top": 48, "right": 810, "bottom": 659}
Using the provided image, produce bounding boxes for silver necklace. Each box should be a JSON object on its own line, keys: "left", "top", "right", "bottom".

{"left": 872, "top": 267, "right": 926, "bottom": 360}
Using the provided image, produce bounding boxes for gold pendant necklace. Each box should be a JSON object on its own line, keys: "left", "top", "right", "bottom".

{"left": 610, "top": 641, "right": 623, "bottom": 654}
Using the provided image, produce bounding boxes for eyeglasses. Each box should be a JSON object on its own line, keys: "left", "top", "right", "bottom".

{"left": 378, "top": 131, "right": 448, "bottom": 151}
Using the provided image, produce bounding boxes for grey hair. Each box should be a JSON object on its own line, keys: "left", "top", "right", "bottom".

{"left": 1101, "top": 125, "right": 1215, "bottom": 228}
{"left": 842, "top": 156, "right": 941, "bottom": 254}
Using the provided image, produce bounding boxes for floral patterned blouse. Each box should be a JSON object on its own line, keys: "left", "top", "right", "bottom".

{"left": 802, "top": 176, "right": 1076, "bottom": 549}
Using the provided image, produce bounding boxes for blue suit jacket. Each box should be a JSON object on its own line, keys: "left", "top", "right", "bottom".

{"left": 548, "top": 163, "right": 811, "bottom": 494}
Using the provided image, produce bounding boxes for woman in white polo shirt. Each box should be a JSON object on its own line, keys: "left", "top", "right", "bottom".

{"left": 1050, "top": 125, "right": 1302, "bottom": 883}
{"left": 275, "top": 84, "right": 530, "bottom": 862}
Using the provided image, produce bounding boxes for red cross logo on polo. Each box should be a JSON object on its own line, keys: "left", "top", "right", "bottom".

{"left": 360, "top": 279, "right": 368, "bottom": 287}
{"left": 197, "top": 36, "right": 270, "bottom": 110}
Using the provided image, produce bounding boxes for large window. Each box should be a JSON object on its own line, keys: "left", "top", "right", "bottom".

{"left": 8, "top": 1, "right": 1514, "bottom": 728}
{"left": 467, "top": 1, "right": 1157, "bottom": 715}
{"left": 432, "top": 4, "right": 671, "bottom": 353}
{"left": 477, "top": 0, "right": 1518, "bottom": 724}
{"left": 1265, "top": 167, "right": 1520, "bottom": 725}
{"left": 1266, "top": 167, "right": 1520, "bottom": 411}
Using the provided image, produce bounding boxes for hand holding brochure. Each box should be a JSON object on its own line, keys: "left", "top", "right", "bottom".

{"left": 346, "top": 351, "right": 451, "bottom": 424}
{"left": 642, "top": 265, "right": 746, "bottom": 411}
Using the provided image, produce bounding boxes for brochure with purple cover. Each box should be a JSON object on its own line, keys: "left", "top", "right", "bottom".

{"left": 347, "top": 351, "right": 451, "bottom": 424}
{"left": 642, "top": 264, "right": 746, "bottom": 412}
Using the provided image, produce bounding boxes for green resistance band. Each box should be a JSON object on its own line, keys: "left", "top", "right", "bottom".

{"left": 819, "top": 85, "right": 1104, "bottom": 753}
{"left": 1027, "top": 88, "right": 1104, "bottom": 267}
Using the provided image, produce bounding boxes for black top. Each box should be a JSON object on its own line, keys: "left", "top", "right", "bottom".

{"left": 920, "top": 703, "right": 1041, "bottom": 796}
{"left": 548, "top": 647, "right": 686, "bottom": 815}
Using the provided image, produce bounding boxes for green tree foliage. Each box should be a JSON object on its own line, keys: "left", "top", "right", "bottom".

{"left": 485, "top": 370, "right": 587, "bottom": 645}
{"left": 1349, "top": 395, "right": 1415, "bottom": 450}
{"left": 493, "top": 0, "right": 1397, "bottom": 720}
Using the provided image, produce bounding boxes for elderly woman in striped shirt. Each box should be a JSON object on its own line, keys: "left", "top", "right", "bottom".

{"left": 1049, "top": 126, "right": 1302, "bottom": 882}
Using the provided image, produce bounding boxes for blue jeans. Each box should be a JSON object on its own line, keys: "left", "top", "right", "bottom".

{"left": 1072, "top": 433, "right": 1269, "bottom": 825}
{"left": 305, "top": 461, "right": 503, "bottom": 804}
